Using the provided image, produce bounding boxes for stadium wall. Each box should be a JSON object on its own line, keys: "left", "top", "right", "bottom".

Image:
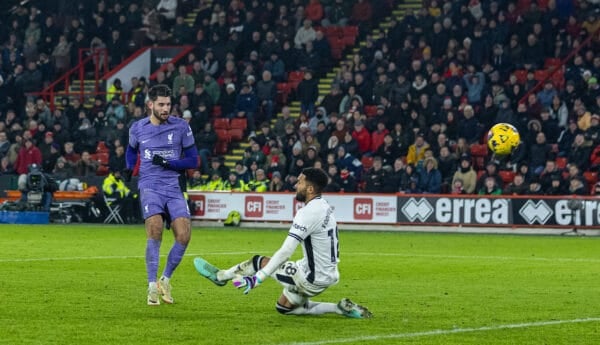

{"left": 104, "top": 46, "right": 193, "bottom": 92}
{"left": 188, "top": 192, "right": 600, "bottom": 229}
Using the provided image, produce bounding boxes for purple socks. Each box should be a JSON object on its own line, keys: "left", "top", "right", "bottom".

{"left": 146, "top": 239, "right": 161, "bottom": 283}
{"left": 163, "top": 241, "right": 188, "bottom": 279}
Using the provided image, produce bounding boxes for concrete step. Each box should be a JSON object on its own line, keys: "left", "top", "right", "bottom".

{"left": 397, "top": 3, "right": 421, "bottom": 9}
{"left": 227, "top": 154, "right": 243, "bottom": 161}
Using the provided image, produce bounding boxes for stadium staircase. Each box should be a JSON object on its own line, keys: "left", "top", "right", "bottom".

{"left": 34, "top": 48, "right": 109, "bottom": 111}
{"left": 178, "top": 1, "right": 424, "bottom": 172}
{"left": 184, "top": 1, "right": 423, "bottom": 171}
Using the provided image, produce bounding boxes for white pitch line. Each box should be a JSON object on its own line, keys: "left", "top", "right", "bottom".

{"left": 352, "top": 252, "right": 600, "bottom": 263}
{"left": 1, "top": 252, "right": 600, "bottom": 263}
{"left": 279, "top": 317, "right": 600, "bottom": 345}
{"left": 0, "top": 252, "right": 256, "bottom": 263}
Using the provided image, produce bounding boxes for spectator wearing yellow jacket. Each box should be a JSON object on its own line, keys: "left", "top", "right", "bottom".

{"left": 223, "top": 172, "right": 246, "bottom": 192}
{"left": 106, "top": 78, "right": 123, "bottom": 103}
{"left": 102, "top": 169, "right": 138, "bottom": 223}
{"left": 187, "top": 170, "right": 206, "bottom": 191}
{"left": 203, "top": 171, "right": 225, "bottom": 191}
{"left": 246, "top": 169, "right": 269, "bottom": 192}
{"left": 406, "top": 133, "right": 430, "bottom": 166}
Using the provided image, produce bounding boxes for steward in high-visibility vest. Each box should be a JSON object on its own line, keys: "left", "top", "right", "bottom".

{"left": 203, "top": 171, "right": 224, "bottom": 191}
{"left": 222, "top": 172, "right": 246, "bottom": 192}
{"left": 106, "top": 78, "right": 123, "bottom": 103}
{"left": 102, "top": 170, "right": 138, "bottom": 223}
{"left": 246, "top": 168, "right": 269, "bottom": 192}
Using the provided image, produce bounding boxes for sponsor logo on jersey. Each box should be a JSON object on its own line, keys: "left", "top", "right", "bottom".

{"left": 292, "top": 222, "right": 307, "bottom": 232}
{"left": 245, "top": 196, "right": 263, "bottom": 217}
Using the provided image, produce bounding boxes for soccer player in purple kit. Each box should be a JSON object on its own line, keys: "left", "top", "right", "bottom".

{"left": 124, "top": 84, "right": 198, "bottom": 306}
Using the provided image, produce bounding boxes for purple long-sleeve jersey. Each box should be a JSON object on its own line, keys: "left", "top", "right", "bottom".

{"left": 128, "top": 116, "right": 195, "bottom": 193}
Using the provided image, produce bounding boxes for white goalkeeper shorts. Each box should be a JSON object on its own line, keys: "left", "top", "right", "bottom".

{"left": 273, "top": 260, "right": 335, "bottom": 306}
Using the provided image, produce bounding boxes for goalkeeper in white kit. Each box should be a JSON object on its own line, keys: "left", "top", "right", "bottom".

{"left": 194, "top": 167, "right": 372, "bottom": 318}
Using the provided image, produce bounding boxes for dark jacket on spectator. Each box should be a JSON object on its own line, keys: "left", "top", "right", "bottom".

{"left": 296, "top": 78, "right": 319, "bottom": 105}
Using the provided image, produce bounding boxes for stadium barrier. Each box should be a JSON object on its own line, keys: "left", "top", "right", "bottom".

{"left": 188, "top": 192, "right": 600, "bottom": 229}
{"left": 0, "top": 211, "right": 49, "bottom": 224}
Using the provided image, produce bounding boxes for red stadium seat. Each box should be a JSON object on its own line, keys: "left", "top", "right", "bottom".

{"left": 583, "top": 171, "right": 598, "bottom": 186}
{"left": 361, "top": 156, "right": 374, "bottom": 170}
{"left": 551, "top": 71, "right": 565, "bottom": 89}
{"left": 213, "top": 118, "right": 230, "bottom": 130}
{"left": 277, "top": 82, "right": 292, "bottom": 104}
{"left": 499, "top": 170, "right": 515, "bottom": 184}
{"left": 214, "top": 141, "right": 228, "bottom": 155}
{"left": 477, "top": 169, "right": 486, "bottom": 180}
{"left": 328, "top": 37, "right": 345, "bottom": 50}
{"left": 555, "top": 157, "right": 567, "bottom": 169}
{"left": 364, "top": 105, "right": 377, "bottom": 117}
{"left": 534, "top": 69, "right": 549, "bottom": 82}
{"left": 228, "top": 128, "right": 244, "bottom": 142}
{"left": 92, "top": 152, "right": 110, "bottom": 165}
{"left": 342, "top": 26, "right": 358, "bottom": 38}
{"left": 96, "top": 141, "right": 109, "bottom": 154}
{"left": 470, "top": 143, "right": 488, "bottom": 157}
{"left": 513, "top": 70, "right": 528, "bottom": 85}
{"left": 325, "top": 26, "right": 343, "bottom": 38}
{"left": 230, "top": 118, "right": 247, "bottom": 130}
{"left": 288, "top": 71, "right": 305, "bottom": 82}
{"left": 215, "top": 129, "right": 231, "bottom": 142}
{"left": 544, "top": 58, "right": 562, "bottom": 69}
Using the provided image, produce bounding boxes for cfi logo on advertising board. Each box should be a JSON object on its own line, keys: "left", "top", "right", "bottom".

{"left": 245, "top": 196, "right": 264, "bottom": 217}
{"left": 354, "top": 198, "right": 373, "bottom": 220}
{"left": 194, "top": 194, "right": 206, "bottom": 216}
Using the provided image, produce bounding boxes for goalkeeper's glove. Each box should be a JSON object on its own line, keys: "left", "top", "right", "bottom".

{"left": 152, "top": 154, "right": 170, "bottom": 168}
{"left": 232, "top": 270, "right": 267, "bottom": 294}
{"left": 121, "top": 168, "right": 133, "bottom": 182}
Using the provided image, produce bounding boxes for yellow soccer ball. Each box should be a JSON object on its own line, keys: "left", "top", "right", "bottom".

{"left": 487, "top": 123, "right": 520, "bottom": 156}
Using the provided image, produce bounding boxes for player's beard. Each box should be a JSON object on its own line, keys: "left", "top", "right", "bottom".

{"left": 295, "top": 189, "right": 306, "bottom": 202}
{"left": 151, "top": 107, "right": 170, "bottom": 123}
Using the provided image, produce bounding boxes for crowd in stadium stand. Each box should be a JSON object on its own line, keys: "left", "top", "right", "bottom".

{"left": 1, "top": 0, "right": 600, "bottom": 197}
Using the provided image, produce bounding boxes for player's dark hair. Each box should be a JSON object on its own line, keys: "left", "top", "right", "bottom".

{"left": 302, "top": 167, "right": 328, "bottom": 194}
{"left": 148, "top": 84, "right": 172, "bottom": 101}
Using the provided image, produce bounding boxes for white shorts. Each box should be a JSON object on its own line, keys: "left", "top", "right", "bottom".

{"left": 273, "top": 260, "right": 336, "bottom": 306}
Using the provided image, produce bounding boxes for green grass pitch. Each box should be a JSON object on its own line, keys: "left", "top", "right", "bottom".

{"left": 1, "top": 224, "right": 599, "bottom": 345}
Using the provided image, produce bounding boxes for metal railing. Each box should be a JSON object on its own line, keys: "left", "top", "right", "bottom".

{"left": 518, "top": 25, "right": 600, "bottom": 105}
{"left": 28, "top": 48, "right": 108, "bottom": 110}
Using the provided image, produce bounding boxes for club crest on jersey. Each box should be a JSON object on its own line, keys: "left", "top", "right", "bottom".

{"left": 167, "top": 132, "right": 173, "bottom": 144}
{"left": 144, "top": 149, "right": 151, "bottom": 160}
